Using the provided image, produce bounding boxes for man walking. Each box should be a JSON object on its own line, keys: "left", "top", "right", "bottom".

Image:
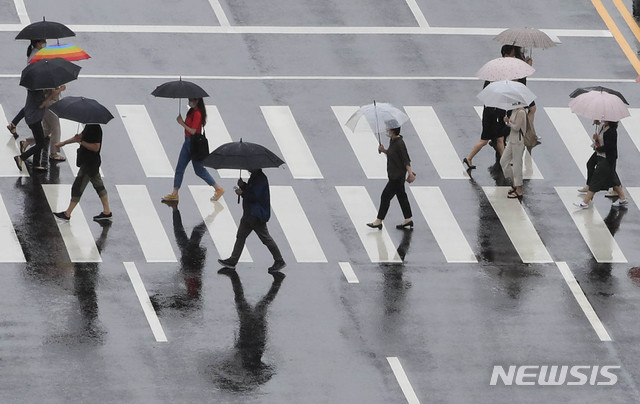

{"left": 218, "top": 169, "right": 286, "bottom": 273}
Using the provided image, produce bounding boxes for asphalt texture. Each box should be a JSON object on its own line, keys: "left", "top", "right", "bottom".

{"left": 1, "top": 0, "right": 640, "bottom": 403}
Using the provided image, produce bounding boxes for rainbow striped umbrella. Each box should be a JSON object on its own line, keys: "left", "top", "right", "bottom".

{"left": 29, "top": 44, "right": 90, "bottom": 64}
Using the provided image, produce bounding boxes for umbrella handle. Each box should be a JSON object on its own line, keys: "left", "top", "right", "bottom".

{"left": 238, "top": 169, "right": 241, "bottom": 204}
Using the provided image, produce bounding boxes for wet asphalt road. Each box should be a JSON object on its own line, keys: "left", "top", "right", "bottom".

{"left": 2, "top": 0, "right": 640, "bottom": 403}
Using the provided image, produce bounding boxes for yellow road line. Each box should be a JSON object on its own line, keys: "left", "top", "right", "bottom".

{"left": 612, "top": 0, "right": 640, "bottom": 43}
{"left": 591, "top": 0, "right": 640, "bottom": 73}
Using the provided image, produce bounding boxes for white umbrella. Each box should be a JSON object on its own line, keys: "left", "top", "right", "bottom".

{"left": 569, "top": 91, "right": 630, "bottom": 121}
{"left": 477, "top": 81, "right": 536, "bottom": 111}
{"left": 477, "top": 57, "right": 535, "bottom": 81}
{"left": 493, "top": 28, "right": 557, "bottom": 49}
{"left": 345, "top": 101, "right": 409, "bottom": 143}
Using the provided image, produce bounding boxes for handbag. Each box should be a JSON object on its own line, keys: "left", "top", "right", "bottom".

{"left": 523, "top": 112, "right": 538, "bottom": 148}
{"left": 190, "top": 127, "right": 209, "bottom": 161}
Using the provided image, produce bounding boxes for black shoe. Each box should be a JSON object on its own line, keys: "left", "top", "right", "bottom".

{"left": 366, "top": 222, "right": 383, "bottom": 230}
{"left": 19, "top": 141, "right": 27, "bottom": 154}
{"left": 217, "top": 267, "right": 236, "bottom": 275}
{"left": 271, "top": 271, "right": 286, "bottom": 282}
{"left": 93, "top": 212, "right": 112, "bottom": 222}
{"left": 218, "top": 258, "right": 237, "bottom": 269}
{"left": 53, "top": 211, "right": 70, "bottom": 221}
{"left": 13, "top": 156, "right": 22, "bottom": 171}
{"left": 396, "top": 220, "right": 414, "bottom": 229}
{"left": 268, "top": 260, "right": 286, "bottom": 273}
{"left": 462, "top": 158, "right": 476, "bottom": 170}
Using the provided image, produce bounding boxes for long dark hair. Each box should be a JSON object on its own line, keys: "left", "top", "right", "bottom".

{"left": 27, "top": 39, "right": 44, "bottom": 57}
{"left": 189, "top": 98, "right": 207, "bottom": 127}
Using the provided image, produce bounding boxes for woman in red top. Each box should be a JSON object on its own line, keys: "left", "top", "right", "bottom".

{"left": 162, "top": 98, "right": 224, "bottom": 202}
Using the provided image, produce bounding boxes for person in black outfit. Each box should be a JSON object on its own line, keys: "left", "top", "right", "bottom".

{"left": 52, "top": 124, "right": 113, "bottom": 221}
{"left": 367, "top": 121, "right": 416, "bottom": 230}
{"left": 218, "top": 169, "right": 286, "bottom": 273}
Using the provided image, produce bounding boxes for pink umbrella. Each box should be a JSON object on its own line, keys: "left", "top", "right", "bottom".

{"left": 569, "top": 91, "right": 630, "bottom": 121}
{"left": 476, "top": 57, "right": 535, "bottom": 82}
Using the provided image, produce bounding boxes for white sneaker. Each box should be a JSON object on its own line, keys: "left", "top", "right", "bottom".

{"left": 577, "top": 186, "right": 588, "bottom": 193}
{"left": 612, "top": 199, "right": 628, "bottom": 207}
{"left": 604, "top": 190, "right": 617, "bottom": 198}
{"left": 573, "top": 201, "right": 590, "bottom": 209}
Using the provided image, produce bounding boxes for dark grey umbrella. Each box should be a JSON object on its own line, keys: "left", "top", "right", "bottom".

{"left": 570, "top": 86, "right": 629, "bottom": 105}
{"left": 202, "top": 139, "right": 285, "bottom": 170}
{"left": 20, "top": 58, "right": 81, "bottom": 90}
{"left": 49, "top": 96, "right": 114, "bottom": 124}
{"left": 151, "top": 78, "right": 209, "bottom": 112}
{"left": 15, "top": 17, "right": 75, "bottom": 40}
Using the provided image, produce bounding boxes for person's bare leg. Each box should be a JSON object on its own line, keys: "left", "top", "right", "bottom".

{"left": 583, "top": 191, "right": 595, "bottom": 204}
{"left": 466, "top": 139, "right": 489, "bottom": 165}
{"left": 99, "top": 194, "right": 111, "bottom": 215}
{"left": 613, "top": 185, "right": 626, "bottom": 201}
{"left": 496, "top": 137, "right": 505, "bottom": 156}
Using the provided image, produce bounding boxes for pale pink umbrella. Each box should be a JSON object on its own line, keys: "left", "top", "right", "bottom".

{"left": 476, "top": 57, "right": 535, "bottom": 82}
{"left": 569, "top": 91, "right": 630, "bottom": 122}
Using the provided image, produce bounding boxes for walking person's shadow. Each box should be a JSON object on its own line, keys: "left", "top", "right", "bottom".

{"left": 209, "top": 268, "right": 285, "bottom": 391}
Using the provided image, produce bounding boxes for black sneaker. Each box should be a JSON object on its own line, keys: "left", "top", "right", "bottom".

{"left": 217, "top": 258, "right": 237, "bottom": 269}
{"left": 93, "top": 212, "right": 113, "bottom": 222}
{"left": 268, "top": 260, "right": 286, "bottom": 273}
{"left": 53, "top": 211, "right": 70, "bottom": 221}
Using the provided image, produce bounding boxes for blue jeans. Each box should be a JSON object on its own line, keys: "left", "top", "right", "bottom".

{"left": 173, "top": 136, "right": 216, "bottom": 189}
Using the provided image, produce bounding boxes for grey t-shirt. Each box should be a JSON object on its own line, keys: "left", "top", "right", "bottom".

{"left": 24, "top": 89, "right": 46, "bottom": 125}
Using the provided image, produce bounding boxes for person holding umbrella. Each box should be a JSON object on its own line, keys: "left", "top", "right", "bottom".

{"left": 161, "top": 97, "right": 224, "bottom": 203}
{"left": 366, "top": 120, "right": 416, "bottom": 230}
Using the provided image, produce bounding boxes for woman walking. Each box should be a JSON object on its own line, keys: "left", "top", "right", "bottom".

{"left": 162, "top": 98, "right": 224, "bottom": 202}
{"left": 574, "top": 121, "right": 627, "bottom": 208}
{"left": 20, "top": 85, "right": 66, "bottom": 163}
{"left": 500, "top": 106, "right": 527, "bottom": 198}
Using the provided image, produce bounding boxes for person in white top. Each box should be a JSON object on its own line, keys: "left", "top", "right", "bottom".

{"left": 500, "top": 107, "right": 527, "bottom": 198}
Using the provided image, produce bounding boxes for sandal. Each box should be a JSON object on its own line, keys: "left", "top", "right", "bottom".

{"left": 49, "top": 154, "right": 66, "bottom": 161}
{"left": 507, "top": 192, "right": 523, "bottom": 199}
{"left": 7, "top": 124, "right": 18, "bottom": 139}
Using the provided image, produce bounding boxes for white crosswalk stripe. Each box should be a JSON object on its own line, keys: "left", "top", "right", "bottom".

{"left": 620, "top": 108, "right": 640, "bottom": 154}
{"left": 116, "top": 105, "right": 174, "bottom": 178}
{"left": 627, "top": 187, "right": 640, "bottom": 209}
{"left": 0, "top": 194, "right": 25, "bottom": 262}
{"left": 117, "top": 184, "right": 177, "bottom": 263}
{"left": 261, "top": 106, "right": 323, "bottom": 179}
{"left": 270, "top": 185, "right": 327, "bottom": 262}
{"left": 336, "top": 186, "right": 401, "bottom": 263}
{"left": 205, "top": 104, "right": 249, "bottom": 179}
{"left": 0, "top": 105, "right": 28, "bottom": 178}
{"left": 545, "top": 107, "right": 593, "bottom": 179}
{"left": 483, "top": 186, "right": 554, "bottom": 263}
{"left": 410, "top": 186, "right": 477, "bottom": 263}
{"left": 555, "top": 186, "right": 626, "bottom": 263}
{"left": 42, "top": 184, "right": 102, "bottom": 263}
{"left": 404, "top": 106, "right": 469, "bottom": 179}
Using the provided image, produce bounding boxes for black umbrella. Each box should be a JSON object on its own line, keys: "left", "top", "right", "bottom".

{"left": 20, "top": 58, "right": 81, "bottom": 90}
{"left": 151, "top": 78, "right": 209, "bottom": 113}
{"left": 570, "top": 86, "right": 629, "bottom": 105}
{"left": 202, "top": 139, "right": 285, "bottom": 170}
{"left": 49, "top": 96, "right": 114, "bottom": 124}
{"left": 15, "top": 17, "right": 75, "bottom": 40}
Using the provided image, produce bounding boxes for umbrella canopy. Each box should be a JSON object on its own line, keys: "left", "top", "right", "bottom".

{"left": 202, "top": 139, "right": 285, "bottom": 170}
{"left": 493, "top": 28, "right": 557, "bottom": 49}
{"left": 569, "top": 91, "right": 630, "bottom": 121}
{"left": 477, "top": 80, "right": 536, "bottom": 111}
{"left": 476, "top": 57, "right": 535, "bottom": 81}
{"left": 151, "top": 79, "right": 209, "bottom": 99}
{"left": 569, "top": 86, "right": 629, "bottom": 105}
{"left": 29, "top": 44, "right": 90, "bottom": 64}
{"left": 15, "top": 17, "right": 75, "bottom": 40}
{"left": 345, "top": 102, "right": 409, "bottom": 135}
{"left": 20, "top": 58, "right": 81, "bottom": 90}
{"left": 49, "top": 96, "right": 114, "bottom": 124}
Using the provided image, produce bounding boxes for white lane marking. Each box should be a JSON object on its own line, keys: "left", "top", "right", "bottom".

{"left": 620, "top": 108, "right": 640, "bottom": 153}
{"left": 410, "top": 187, "right": 477, "bottom": 263}
{"left": 0, "top": 24, "right": 607, "bottom": 37}
{"left": 0, "top": 105, "right": 28, "bottom": 178}
{"left": 405, "top": 106, "right": 469, "bottom": 179}
{"left": 556, "top": 261, "right": 612, "bottom": 342}
{"left": 332, "top": 106, "right": 388, "bottom": 179}
{"left": 473, "top": 106, "right": 543, "bottom": 179}
{"left": 188, "top": 185, "right": 252, "bottom": 262}
{"left": 13, "top": 0, "right": 29, "bottom": 25}
{"left": 59, "top": 118, "right": 105, "bottom": 177}
{"left": 261, "top": 106, "right": 323, "bottom": 179}
{"left": 483, "top": 187, "right": 554, "bottom": 263}
{"left": 555, "top": 186, "right": 626, "bottom": 263}
{"left": 0, "top": 194, "right": 26, "bottom": 262}
{"left": 545, "top": 107, "right": 593, "bottom": 179}
{"left": 205, "top": 105, "right": 249, "bottom": 179}
{"left": 116, "top": 105, "right": 174, "bottom": 178}
{"left": 207, "top": 0, "right": 230, "bottom": 26}
{"left": 387, "top": 357, "right": 421, "bottom": 404}
{"left": 123, "top": 262, "right": 168, "bottom": 342}
{"left": 117, "top": 185, "right": 177, "bottom": 263}
{"left": 42, "top": 184, "right": 102, "bottom": 263}
{"left": 627, "top": 187, "right": 640, "bottom": 208}
{"left": 270, "top": 186, "right": 327, "bottom": 263}
{"left": 404, "top": 0, "right": 429, "bottom": 28}
{"left": 339, "top": 262, "right": 359, "bottom": 283}
{"left": 336, "top": 186, "right": 401, "bottom": 263}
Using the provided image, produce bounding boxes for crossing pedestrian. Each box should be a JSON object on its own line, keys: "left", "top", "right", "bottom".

{"left": 574, "top": 121, "right": 628, "bottom": 208}
{"left": 500, "top": 106, "right": 527, "bottom": 198}
{"left": 218, "top": 169, "right": 286, "bottom": 273}
{"left": 367, "top": 121, "right": 416, "bottom": 230}
{"left": 578, "top": 121, "right": 616, "bottom": 198}
{"left": 162, "top": 98, "right": 224, "bottom": 202}
{"left": 20, "top": 86, "right": 67, "bottom": 164}
{"left": 52, "top": 124, "right": 113, "bottom": 221}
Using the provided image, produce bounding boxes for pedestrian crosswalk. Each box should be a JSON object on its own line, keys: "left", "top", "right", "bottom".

{"left": 0, "top": 102, "right": 637, "bottom": 267}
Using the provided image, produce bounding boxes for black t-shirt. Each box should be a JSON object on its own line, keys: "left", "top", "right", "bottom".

{"left": 77, "top": 124, "right": 102, "bottom": 173}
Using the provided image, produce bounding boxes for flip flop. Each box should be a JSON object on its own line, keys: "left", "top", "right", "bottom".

{"left": 49, "top": 154, "right": 66, "bottom": 161}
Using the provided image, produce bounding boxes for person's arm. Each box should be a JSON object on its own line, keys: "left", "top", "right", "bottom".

{"left": 54, "top": 133, "right": 101, "bottom": 152}
{"left": 504, "top": 109, "right": 526, "bottom": 132}
{"left": 399, "top": 141, "right": 416, "bottom": 182}
{"left": 39, "top": 85, "right": 65, "bottom": 108}
{"left": 177, "top": 110, "right": 201, "bottom": 135}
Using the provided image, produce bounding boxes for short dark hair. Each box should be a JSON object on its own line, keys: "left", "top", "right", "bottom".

{"left": 388, "top": 127, "right": 401, "bottom": 136}
{"left": 501, "top": 45, "right": 514, "bottom": 57}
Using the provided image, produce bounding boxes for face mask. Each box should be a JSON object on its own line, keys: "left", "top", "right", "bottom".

{"left": 188, "top": 101, "right": 197, "bottom": 108}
